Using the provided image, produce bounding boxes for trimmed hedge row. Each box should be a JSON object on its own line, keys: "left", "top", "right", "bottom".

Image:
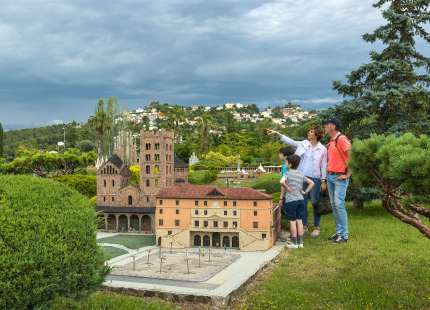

{"left": 0, "top": 175, "right": 110, "bottom": 309}
{"left": 250, "top": 173, "right": 282, "bottom": 194}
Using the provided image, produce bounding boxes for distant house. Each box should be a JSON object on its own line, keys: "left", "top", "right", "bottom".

{"left": 204, "top": 106, "right": 211, "bottom": 111}
{"left": 136, "top": 108, "right": 144, "bottom": 113}
{"left": 191, "top": 106, "right": 199, "bottom": 110}
{"left": 243, "top": 104, "right": 249, "bottom": 107}
{"left": 186, "top": 120, "right": 197, "bottom": 126}
{"left": 289, "top": 116, "right": 298, "bottom": 122}
{"left": 236, "top": 103, "right": 243, "bottom": 108}
{"left": 272, "top": 118, "right": 283, "bottom": 124}
{"left": 216, "top": 106, "right": 223, "bottom": 110}
{"left": 194, "top": 116, "right": 202, "bottom": 120}
{"left": 233, "top": 116, "right": 243, "bottom": 122}
{"left": 225, "top": 103, "right": 235, "bottom": 109}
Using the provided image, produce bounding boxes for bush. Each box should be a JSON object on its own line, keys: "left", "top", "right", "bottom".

{"left": 242, "top": 155, "right": 254, "bottom": 164}
{"left": 76, "top": 140, "right": 97, "bottom": 153}
{"left": 90, "top": 196, "right": 97, "bottom": 206}
{"left": 0, "top": 175, "right": 111, "bottom": 309}
{"left": 130, "top": 165, "right": 140, "bottom": 185}
{"left": 272, "top": 192, "right": 281, "bottom": 203}
{"left": 54, "top": 175, "right": 97, "bottom": 198}
{"left": 204, "top": 151, "right": 240, "bottom": 166}
{"left": 204, "top": 170, "right": 219, "bottom": 182}
{"left": 188, "top": 170, "right": 208, "bottom": 185}
{"left": 192, "top": 160, "right": 227, "bottom": 171}
{"left": 250, "top": 173, "right": 281, "bottom": 194}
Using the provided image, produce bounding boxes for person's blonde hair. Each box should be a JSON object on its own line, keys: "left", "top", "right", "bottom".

{"left": 310, "top": 125, "right": 324, "bottom": 142}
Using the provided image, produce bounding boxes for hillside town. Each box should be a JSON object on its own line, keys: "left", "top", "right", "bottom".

{"left": 123, "top": 102, "right": 317, "bottom": 132}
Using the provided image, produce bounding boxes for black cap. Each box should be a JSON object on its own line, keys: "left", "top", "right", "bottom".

{"left": 322, "top": 117, "right": 341, "bottom": 128}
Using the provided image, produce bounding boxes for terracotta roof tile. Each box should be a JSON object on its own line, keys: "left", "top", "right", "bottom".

{"left": 156, "top": 185, "right": 273, "bottom": 200}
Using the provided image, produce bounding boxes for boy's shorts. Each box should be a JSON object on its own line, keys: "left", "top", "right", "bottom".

{"left": 285, "top": 200, "right": 305, "bottom": 221}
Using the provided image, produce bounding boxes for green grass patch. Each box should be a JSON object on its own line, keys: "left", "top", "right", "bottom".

{"left": 188, "top": 170, "right": 208, "bottom": 185}
{"left": 98, "top": 235, "right": 156, "bottom": 249}
{"left": 250, "top": 173, "right": 281, "bottom": 194}
{"left": 51, "top": 292, "right": 180, "bottom": 310}
{"left": 101, "top": 246, "right": 129, "bottom": 260}
{"left": 233, "top": 202, "right": 430, "bottom": 309}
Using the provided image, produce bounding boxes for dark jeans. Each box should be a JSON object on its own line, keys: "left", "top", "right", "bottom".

{"left": 302, "top": 177, "right": 322, "bottom": 227}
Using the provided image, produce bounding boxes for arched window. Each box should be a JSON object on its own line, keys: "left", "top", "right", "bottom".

{"left": 146, "top": 179, "right": 150, "bottom": 187}
{"left": 112, "top": 180, "right": 115, "bottom": 187}
{"left": 146, "top": 165, "right": 150, "bottom": 174}
{"left": 155, "top": 179, "right": 159, "bottom": 186}
{"left": 170, "top": 155, "right": 172, "bottom": 161}
{"left": 155, "top": 165, "right": 159, "bottom": 174}
{"left": 101, "top": 170, "right": 103, "bottom": 175}
{"left": 194, "top": 235, "right": 201, "bottom": 246}
{"left": 104, "top": 180, "right": 106, "bottom": 187}
{"left": 146, "top": 196, "right": 149, "bottom": 202}
{"left": 146, "top": 154, "right": 150, "bottom": 161}
{"left": 104, "top": 168, "right": 106, "bottom": 174}
{"left": 103, "top": 197, "right": 106, "bottom": 202}
{"left": 166, "top": 144, "right": 168, "bottom": 150}
{"left": 170, "top": 145, "right": 172, "bottom": 151}
{"left": 112, "top": 197, "right": 114, "bottom": 202}
{"left": 128, "top": 195, "right": 132, "bottom": 205}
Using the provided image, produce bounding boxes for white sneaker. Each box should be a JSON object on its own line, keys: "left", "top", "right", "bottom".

{"left": 297, "top": 243, "right": 304, "bottom": 248}
{"left": 285, "top": 243, "right": 298, "bottom": 249}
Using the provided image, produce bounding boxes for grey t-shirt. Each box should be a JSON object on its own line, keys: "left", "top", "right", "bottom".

{"left": 282, "top": 170, "right": 309, "bottom": 203}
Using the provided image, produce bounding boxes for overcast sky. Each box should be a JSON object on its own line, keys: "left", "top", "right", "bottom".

{"left": 0, "top": 0, "right": 429, "bottom": 130}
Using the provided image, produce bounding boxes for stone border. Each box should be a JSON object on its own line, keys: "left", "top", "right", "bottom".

{"left": 110, "top": 250, "right": 241, "bottom": 282}
{"left": 100, "top": 248, "right": 283, "bottom": 308}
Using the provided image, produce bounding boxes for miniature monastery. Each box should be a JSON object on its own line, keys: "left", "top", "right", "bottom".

{"left": 95, "top": 129, "right": 281, "bottom": 251}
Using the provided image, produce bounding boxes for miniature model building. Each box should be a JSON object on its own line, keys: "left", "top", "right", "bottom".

{"left": 113, "top": 132, "right": 138, "bottom": 166}
{"left": 237, "top": 169, "right": 249, "bottom": 180}
{"left": 155, "top": 185, "right": 282, "bottom": 251}
{"left": 95, "top": 129, "right": 188, "bottom": 233}
{"left": 253, "top": 163, "right": 267, "bottom": 180}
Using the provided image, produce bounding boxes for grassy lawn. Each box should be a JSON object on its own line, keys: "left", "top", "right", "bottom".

{"left": 51, "top": 292, "right": 179, "bottom": 310}
{"left": 232, "top": 202, "right": 430, "bottom": 310}
{"left": 98, "top": 235, "right": 156, "bottom": 249}
{"left": 101, "top": 246, "right": 129, "bottom": 260}
{"left": 188, "top": 170, "right": 208, "bottom": 185}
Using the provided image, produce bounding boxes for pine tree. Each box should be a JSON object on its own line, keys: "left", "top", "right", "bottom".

{"left": 321, "top": 0, "right": 430, "bottom": 139}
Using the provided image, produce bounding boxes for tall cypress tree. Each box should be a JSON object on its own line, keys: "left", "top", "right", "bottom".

{"left": 0, "top": 122, "right": 3, "bottom": 158}
{"left": 321, "top": 0, "right": 430, "bottom": 139}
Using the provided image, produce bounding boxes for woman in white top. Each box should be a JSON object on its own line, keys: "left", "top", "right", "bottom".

{"left": 268, "top": 126, "right": 327, "bottom": 236}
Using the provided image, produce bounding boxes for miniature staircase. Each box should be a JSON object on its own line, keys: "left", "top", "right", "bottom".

{"left": 162, "top": 226, "right": 191, "bottom": 248}
{"left": 238, "top": 228, "right": 263, "bottom": 249}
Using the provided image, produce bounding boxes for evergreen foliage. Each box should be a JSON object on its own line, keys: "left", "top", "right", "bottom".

{"left": 250, "top": 173, "right": 281, "bottom": 194}
{"left": 203, "top": 170, "right": 219, "bottom": 182}
{"left": 321, "top": 0, "right": 430, "bottom": 138}
{"left": 54, "top": 175, "right": 97, "bottom": 198}
{"left": 76, "top": 140, "right": 97, "bottom": 153}
{"left": 0, "top": 175, "right": 111, "bottom": 309}
{"left": 349, "top": 133, "right": 430, "bottom": 238}
{"left": 0, "top": 122, "right": 3, "bottom": 158}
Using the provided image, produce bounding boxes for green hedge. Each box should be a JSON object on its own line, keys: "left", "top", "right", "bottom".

{"left": 250, "top": 173, "right": 281, "bottom": 194}
{"left": 0, "top": 175, "right": 111, "bottom": 310}
{"left": 54, "top": 175, "right": 97, "bottom": 198}
{"left": 271, "top": 192, "right": 281, "bottom": 203}
{"left": 192, "top": 160, "right": 229, "bottom": 171}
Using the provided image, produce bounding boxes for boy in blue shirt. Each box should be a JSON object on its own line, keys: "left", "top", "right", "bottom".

{"left": 279, "top": 146, "right": 295, "bottom": 214}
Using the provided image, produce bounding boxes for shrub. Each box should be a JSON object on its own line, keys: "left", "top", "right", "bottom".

{"left": 0, "top": 175, "right": 111, "bottom": 309}
{"left": 204, "top": 151, "right": 240, "bottom": 166}
{"left": 204, "top": 170, "right": 219, "bottom": 182}
{"left": 250, "top": 173, "right": 281, "bottom": 194}
{"left": 54, "top": 175, "right": 97, "bottom": 198}
{"left": 76, "top": 140, "right": 97, "bottom": 153}
{"left": 192, "top": 160, "right": 227, "bottom": 171}
{"left": 130, "top": 165, "right": 140, "bottom": 185}
{"left": 90, "top": 196, "right": 97, "bottom": 206}
{"left": 242, "top": 155, "right": 254, "bottom": 164}
{"left": 188, "top": 170, "right": 208, "bottom": 185}
{"left": 272, "top": 192, "right": 281, "bottom": 203}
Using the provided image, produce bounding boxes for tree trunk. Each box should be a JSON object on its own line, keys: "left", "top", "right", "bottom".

{"left": 353, "top": 197, "right": 364, "bottom": 210}
{"left": 203, "top": 127, "right": 207, "bottom": 153}
{"left": 98, "top": 129, "right": 103, "bottom": 158}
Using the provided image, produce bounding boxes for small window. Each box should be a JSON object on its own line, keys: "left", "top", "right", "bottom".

{"left": 158, "top": 219, "right": 164, "bottom": 226}
{"left": 112, "top": 197, "right": 114, "bottom": 202}
{"left": 146, "top": 197, "right": 149, "bottom": 202}
{"left": 213, "top": 221, "right": 218, "bottom": 228}
{"left": 176, "top": 200, "right": 179, "bottom": 206}
{"left": 262, "top": 233, "right": 267, "bottom": 239}
{"left": 103, "top": 197, "right": 106, "bottom": 202}
{"left": 233, "top": 201, "right": 237, "bottom": 207}
{"left": 159, "top": 200, "right": 163, "bottom": 205}
{"left": 223, "top": 201, "right": 227, "bottom": 207}
{"left": 159, "top": 209, "right": 163, "bottom": 214}
{"left": 146, "top": 179, "right": 150, "bottom": 187}
{"left": 253, "top": 222, "right": 259, "bottom": 229}
{"left": 104, "top": 180, "right": 106, "bottom": 187}
{"left": 195, "top": 210, "right": 198, "bottom": 215}
{"left": 203, "top": 201, "right": 208, "bottom": 206}
{"left": 175, "top": 209, "right": 179, "bottom": 215}
{"left": 253, "top": 201, "right": 257, "bottom": 207}
{"left": 204, "top": 221, "right": 208, "bottom": 227}
{"left": 195, "top": 221, "right": 199, "bottom": 227}
{"left": 223, "top": 221, "right": 228, "bottom": 228}
{"left": 128, "top": 195, "right": 132, "bottom": 206}
{"left": 224, "top": 211, "right": 227, "bottom": 216}
{"left": 254, "top": 211, "right": 258, "bottom": 216}
{"left": 195, "top": 200, "right": 199, "bottom": 206}
{"left": 112, "top": 180, "right": 115, "bottom": 187}
{"left": 168, "top": 231, "right": 172, "bottom": 235}
{"left": 175, "top": 220, "right": 180, "bottom": 227}
{"left": 233, "top": 211, "right": 237, "bottom": 216}
{"left": 233, "top": 221, "right": 237, "bottom": 227}
{"left": 204, "top": 210, "right": 208, "bottom": 215}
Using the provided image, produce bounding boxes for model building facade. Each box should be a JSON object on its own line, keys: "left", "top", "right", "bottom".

{"left": 155, "top": 185, "right": 281, "bottom": 251}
